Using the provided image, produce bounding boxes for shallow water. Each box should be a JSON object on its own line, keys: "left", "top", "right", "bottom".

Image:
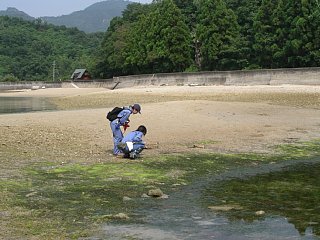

{"left": 101, "top": 159, "right": 320, "bottom": 240}
{"left": 0, "top": 96, "right": 57, "bottom": 114}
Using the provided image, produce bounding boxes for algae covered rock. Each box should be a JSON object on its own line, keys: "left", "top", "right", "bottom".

{"left": 147, "top": 188, "right": 164, "bottom": 197}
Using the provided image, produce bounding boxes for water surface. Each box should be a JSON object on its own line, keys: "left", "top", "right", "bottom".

{"left": 0, "top": 96, "right": 57, "bottom": 114}
{"left": 102, "top": 159, "right": 320, "bottom": 240}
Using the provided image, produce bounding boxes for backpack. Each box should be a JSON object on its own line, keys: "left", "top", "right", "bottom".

{"left": 106, "top": 107, "right": 123, "bottom": 121}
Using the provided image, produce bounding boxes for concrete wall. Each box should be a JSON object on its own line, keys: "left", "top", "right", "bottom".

{"left": 0, "top": 82, "right": 62, "bottom": 90}
{"left": 1, "top": 67, "right": 320, "bottom": 90}
{"left": 0, "top": 80, "right": 114, "bottom": 91}
{"left": 61, "top": 79, "right": 115, "bottom": 89}
{"left": 114, "top": 67, "right": 320, "bottom": 89}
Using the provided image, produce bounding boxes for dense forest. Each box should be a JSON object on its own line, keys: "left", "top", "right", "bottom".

{"left": 0, "top": 17, "right": 103, "bottom": 81}
{"left": 1, "top": 0, "right": 320, "bottom": 81}
{"left": 0, "top": 16, "right": 103, "bottom": 81}
{"left": 97, "top": 0, "right": 320, "bottom": 78}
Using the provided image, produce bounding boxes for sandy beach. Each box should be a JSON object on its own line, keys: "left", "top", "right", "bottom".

{"left": 1, "top": 85, "right": 320, "bottom": 168}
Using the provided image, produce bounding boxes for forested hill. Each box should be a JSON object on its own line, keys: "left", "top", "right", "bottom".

{"left": 42, "top": 0, "right": 132, "bottom": 33}
{"left": 1, "top": 0, "right": 320, "bottom": 82}
{"left": 97, "top": 0, "right": 320, "bottom": 78}
{"left": 0, "top": 16, "right": 103, "bottom": 81}
{"left": 0, "top": 0, "right": 132, "bottom": 33}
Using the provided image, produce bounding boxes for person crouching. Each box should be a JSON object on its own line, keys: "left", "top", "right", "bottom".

{"left": 117, "top": 125, "right": 147, "bottom": 159}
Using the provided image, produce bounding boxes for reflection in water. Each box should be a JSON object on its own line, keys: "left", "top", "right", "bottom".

{"left": 203, "top": 161, "right": 320, "bottom": 237}
{"left": 0, "top": 96, "right": 57, "bottom": 114}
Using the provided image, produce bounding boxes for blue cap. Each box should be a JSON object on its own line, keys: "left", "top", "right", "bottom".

{"left": 133, "top": 104, "right": 141, "bottom": 113}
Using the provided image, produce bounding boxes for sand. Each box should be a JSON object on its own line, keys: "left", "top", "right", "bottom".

{"left": 1, "top": 85, "right": 320, "bottom": 168}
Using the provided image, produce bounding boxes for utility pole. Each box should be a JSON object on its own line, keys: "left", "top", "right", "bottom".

{"left": 52, "top": 61, "right": 56, "bottom": 82}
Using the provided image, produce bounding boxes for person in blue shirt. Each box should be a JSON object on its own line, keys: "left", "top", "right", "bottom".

{"left": 109, "top": 104, "right": 141, "bottom": 156}
{"left": 118, "top": 125, "right": 147, "bottom": 159}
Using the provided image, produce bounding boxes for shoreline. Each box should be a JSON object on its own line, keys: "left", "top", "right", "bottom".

{"left": 1, "top": 85, "right": 320, "bottom": 163}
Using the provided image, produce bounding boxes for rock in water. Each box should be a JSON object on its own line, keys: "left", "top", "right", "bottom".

{"left": 147, "top": 188, "right": 164, "bottom": 197}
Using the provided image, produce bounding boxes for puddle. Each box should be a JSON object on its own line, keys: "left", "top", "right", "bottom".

{"left": 0, "top": 96, "right": 57, "bottom": 114}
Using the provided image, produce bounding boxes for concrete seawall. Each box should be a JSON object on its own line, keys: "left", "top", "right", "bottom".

{"left": 114, "top": 67, "right": 320, "bottom": 88}
{"left": 1, "top": 67, "right": 320, "bottom": 90}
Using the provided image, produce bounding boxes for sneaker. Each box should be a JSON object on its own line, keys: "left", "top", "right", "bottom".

{"left": 129, "top": 151, "right": 138, "bottom": 159}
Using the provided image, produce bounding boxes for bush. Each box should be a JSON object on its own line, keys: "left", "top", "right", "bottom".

{"left": 1, "top": 74, "right": 20, "bottom": 82}
{"left": 184, "top": 64, "right": 199, "bottom": 72}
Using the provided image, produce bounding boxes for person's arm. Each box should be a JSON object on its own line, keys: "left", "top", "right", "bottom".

{"left": 117, "top": 110, "right": 131, "bottom": 126}
{"left": 132, "top": 132, "right": 144, "bottom": 143}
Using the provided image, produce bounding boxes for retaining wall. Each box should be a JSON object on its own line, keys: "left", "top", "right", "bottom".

{"left": 0, "top": 82, "right": 62, "bottom": 91}
{"left": 1, "top": 67, "right": 320, "bottom": 90}
{"left": 114, "top": 67, "right": 320, "bottom": 89}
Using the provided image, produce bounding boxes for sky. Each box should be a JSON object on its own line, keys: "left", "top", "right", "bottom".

{"left": 0, "top": 0, "right": 152, "bottom": 18}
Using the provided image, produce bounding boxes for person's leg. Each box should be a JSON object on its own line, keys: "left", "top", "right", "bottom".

{"left": 117, "top": 142, "right": 129, "bottom": 153}
{"left": 133, "top": 143, "right": 145, "bottom": 154}
{"left": 129, "top": 142, "right": 145, "bottom": 159}
{"left": 110, "top": 122, "right": 123, "bottom": 155}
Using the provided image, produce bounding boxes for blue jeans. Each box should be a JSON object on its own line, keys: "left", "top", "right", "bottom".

{"left": 122, "top": 142, "right": 145, "bottom": 154}
{"left": 110, "top": 121, "right": 123, "bottom": 155}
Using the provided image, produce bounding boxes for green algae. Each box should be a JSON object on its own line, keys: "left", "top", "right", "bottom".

{"left": 277, "top": 140, "right": 320, "bottom": 159}
{"left": 201, "top": 140, "right": 320, "bottom": 237}
{"left": 1, "top": 140, "right": 320, "bottom": 239}
{"left": 203, "top": 161, "right": 320, "bottom": 236}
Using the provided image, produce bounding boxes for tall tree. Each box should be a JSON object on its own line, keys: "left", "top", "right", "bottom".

{"left": 253, "top": 0, "right": 320, "bottom": 68}
{"left": 96, "top": 3, "right": 151, "bottom": 77}
{"left": 173, "top": 0, "right": 197, "bottom": 30}
{"left": 195, "top": 0, "right": 245, "bottom": 70}
{"left": 225, "top": 0, "right": 262, "bottom": 68}
{"left": 252, "top": 0, "right": 280, "bottom": 68}
{"left": 126, "top": 0, "right": 192, "bottom": 73}
{"left": 283, "top": 0, "right": 320, "bottom": 67}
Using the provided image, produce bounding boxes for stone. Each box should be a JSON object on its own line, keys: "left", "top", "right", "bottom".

{"left": 147, "top": 188, "right": 164, "bottom": 197}
{"left": 159, "top": 194, "right": 169, "bottom": 199}
{"left": 208, "top": 205, "right": 243, "bottom": 211}
{"left": 113, "top": 213, "right": 129, "bottom": 220}
{"left": 123, "top": 196, "right": 132, "bottom": 201}
{"left": 255, "top": 210, "right": 265, "bottom": 216}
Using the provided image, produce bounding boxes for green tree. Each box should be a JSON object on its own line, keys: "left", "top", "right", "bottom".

{"left": 195, "top": 0, "right": 245, "bottom": 70}
{"left": 0, "top": 16, "right": 103, "bottom": 81}
{"left": 253, "top": 0, "right": 320, "bottom": 68}
{"left": 99, "top": 0, "right": 193, "bottom": 76}
{"left": 97, "top": 17, "right": 132, "bottom": 77}
{"left": 128, "top": 0, "right": 192, "bottom": 73}
{"left": 252, "top": 0, "right": 280, "bottom": 68}
{"left": 283, "top": 0, "right": 320, "bottom": 67}
{"left": 95, "top": 3, "right": 150, "bottom": 77}
{"left": 173, "top": 0, "right": 197, "bottom": 30}
{"left": 225, "top": 0, "right": 262, "bottom": 68}
{"left": 0, "top": 73, "right": 19, "bottom": 82}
